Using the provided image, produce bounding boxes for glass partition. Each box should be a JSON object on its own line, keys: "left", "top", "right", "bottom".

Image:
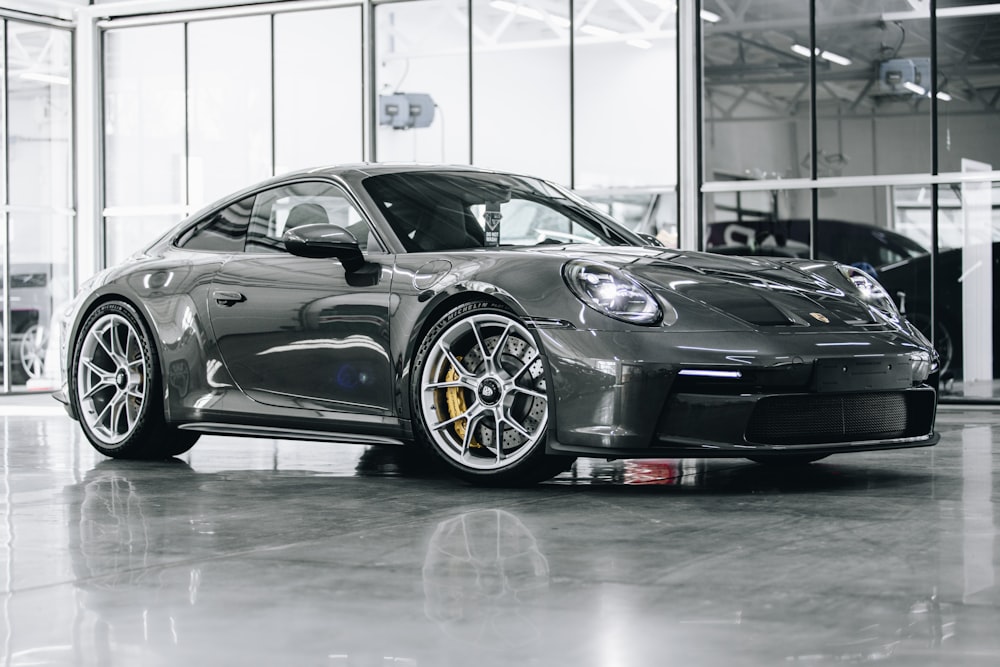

{"left": 472, "top": 0, "right": 571, "bottom": 183}
{"left": 3, "top": 19, "right": 73, "bottom": 391}
{"left": 815, "top": 1, "right": 931, "bottom": 178}
{"left": 274, "top": 7, "right": 364, "bottom": 171}
{"left": 934, "top": 178, "right": 1000, "bottom": 400}
{"left": 104, "top": 25, "right": 186, "bottom": 209}
{"left": 701, "top": 1, "right": 811, "bottom": 182}
{"left": 187, "top": 16, "right": 272, "bottom": 206}
{"left": 936, "top": 4, "right": 1000, "bottom": 174}
{"left": 573, "top": 0, "right": 676, "bottom": 189}
{"left": 704, "top": 188, "right": 811, "bottom": 256}
{"left": 374, "top": 0, "right": 469, "bottom": 164}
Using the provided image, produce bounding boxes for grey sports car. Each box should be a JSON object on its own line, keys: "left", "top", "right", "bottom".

{"left": 55, "top": 165, "right": 939, "bottom": 485}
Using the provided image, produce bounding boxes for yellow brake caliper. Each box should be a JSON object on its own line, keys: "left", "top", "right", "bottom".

{"left": 444, "top": 360, "right": 481, "bottom": 448}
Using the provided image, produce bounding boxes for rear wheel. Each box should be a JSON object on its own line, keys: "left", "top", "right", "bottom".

{"left": 70, "top": 301, "right": 199, "bottom": 459}
{"left": 412, "top": 301, "right": 572, "bottom": 485}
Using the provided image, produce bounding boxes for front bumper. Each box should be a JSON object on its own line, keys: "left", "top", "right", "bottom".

{"left": 537, "top": 328, "right": 939, "bottom": 458}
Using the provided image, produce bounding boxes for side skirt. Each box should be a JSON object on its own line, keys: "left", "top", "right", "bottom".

{"left": 177, "top": 422, "right": 407, "bottom": 446}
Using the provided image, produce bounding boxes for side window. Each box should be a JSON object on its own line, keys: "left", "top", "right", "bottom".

{"left": 246, "top": 181, "right": 379, "bottom": 254}
{"left": 175, "top": 195, "right": 254, "bottom": 252}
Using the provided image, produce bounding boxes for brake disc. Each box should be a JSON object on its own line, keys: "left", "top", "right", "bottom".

{"left": 473, "top": 335, "right": 546, "bottom": 452}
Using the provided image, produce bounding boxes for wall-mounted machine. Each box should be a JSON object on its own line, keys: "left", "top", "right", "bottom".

{"left": 379, "top": 92, "right": 436, "bottom": 129}
{"left": 879, "top": 57, "right": 931, "bottom": 95}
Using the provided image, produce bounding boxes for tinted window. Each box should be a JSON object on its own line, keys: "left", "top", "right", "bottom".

{"left": 363, "top": 171, "right": 634, "bottom": 252}
{"left": 176, "top": 195, "right": 254, "bottom": 252}
{"left": 246, "top": 181, "right": 375, "bottom": 254}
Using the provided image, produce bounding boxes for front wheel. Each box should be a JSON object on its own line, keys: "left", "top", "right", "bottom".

{"left": 70, "top": 301, "right": 199, "bottom": 459}
{"left": 411, "top": 301, "right": 572, "bottom": 485}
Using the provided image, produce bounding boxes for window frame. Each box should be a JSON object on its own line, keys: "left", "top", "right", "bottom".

{"left": 171, "top": 178, "right": 389, "bottom": 256}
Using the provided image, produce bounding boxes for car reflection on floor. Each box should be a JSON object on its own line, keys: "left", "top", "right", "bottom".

{"left": 58, "top": 456, "right": 967, "bottom": 665}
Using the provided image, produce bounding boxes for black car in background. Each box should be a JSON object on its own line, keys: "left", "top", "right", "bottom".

{"left": 706, "top": 219, "right": 928, "bottom": 271}
{"left": 877, "top": 242, "right": 1000, "bottom": 381}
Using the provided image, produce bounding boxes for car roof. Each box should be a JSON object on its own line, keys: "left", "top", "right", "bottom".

{"left": 281, "top": 163, "right": 515, "bottom": 181}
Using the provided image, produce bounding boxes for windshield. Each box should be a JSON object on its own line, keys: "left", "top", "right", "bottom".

{"left": 363, "top": 171, "right": 635, "bottom": 252}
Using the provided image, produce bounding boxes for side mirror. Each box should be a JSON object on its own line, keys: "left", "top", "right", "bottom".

{"left": 283, "top": 223, "right": 365, "bottom": 272}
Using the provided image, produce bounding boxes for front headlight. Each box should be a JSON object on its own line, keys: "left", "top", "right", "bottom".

{"left": 563, "top": 260, "right": 661, "bottom": 325}
{"left": 837, "top": 264, "right": 900, "bottom": 321}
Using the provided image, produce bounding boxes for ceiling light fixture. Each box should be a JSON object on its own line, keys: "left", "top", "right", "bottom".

{"left": 580, "top": 24, "right": 619, "bottom": 38}
{"left": 820, "top": 50, "right": 852, "bottom": 66}
{"left": 903, "top": 81, "right": 927, "bottom": 95}
{"left": 700, "top": 9, "right": 722, "bottom": 22}
{"left": 790, "top": 44, "right": 851, "bottom": 66}
{"left": 491, "top": 1, "right": 652, "bottom": 49}
{"left": 19, "top": 71, "right": 70, "bottom": 86}
{"left": 490, "top": 0, "right": 569, "bottom": 27}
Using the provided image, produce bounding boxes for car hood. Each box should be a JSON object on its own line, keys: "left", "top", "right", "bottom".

{"left": 535, "top": 245, "right": 897, "bottom": 332}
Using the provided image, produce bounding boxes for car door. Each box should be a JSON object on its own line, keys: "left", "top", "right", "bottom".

{"left": 206, "top": 180, "right": 394, "bottom": 415}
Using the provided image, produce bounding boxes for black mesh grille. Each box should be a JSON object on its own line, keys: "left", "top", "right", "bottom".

{"left": 745, "top": 392, "right": 934, "bottom": 445}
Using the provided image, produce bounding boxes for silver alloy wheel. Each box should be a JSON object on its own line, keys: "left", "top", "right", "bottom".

{"left": 76, "top": 313, "right": 149, "bottom": 446}
{"left": 18, "top": 324, "right": 46, "bottom": 380}
{"left": 420, "top": 313, "right": 548, "bottom": 471}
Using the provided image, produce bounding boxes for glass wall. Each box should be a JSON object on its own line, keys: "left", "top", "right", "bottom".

{"left": 102, "top": 5, "right": 366, "bottom": 266}
{"left": 46, "top": 0, "right": 1000, "bottom": 403}
{"left": 573, "top": 0, "right": 676, "bottom": 190}
{"left": 704, "top": 188, "right": 812, "bottom": 256}
{"left": 471, "top": 0, "right": 571, "bottom": 183}
{"left": 274, "top": 7, "right": 363, "bottom": 172}
{"left": 814, "top": 2, "right": 932, "bottom": 177}
{"left": 374, "top": 0, "right": 469, "bottom": 164}
{"left": 2, "top": 18, "right": 74, "bottom": 392}
{"left": 700, "top": 0, "right": 1000, "bottom": 401}
{"left": 187, "top": 16, "right": 272, "bottom": 204}
{"left": 702, "top": 0, "right": 810, "bottom": 182}
{"left": 103, "top": 24, "right": 186, "bottom": 262}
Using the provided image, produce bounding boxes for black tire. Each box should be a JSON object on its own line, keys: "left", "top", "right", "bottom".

{"left": 747, "top": 454, "right": 828, "bottom": 466}
{"left": 909, "top": 314, "right": 953, "bottom": 378}
{"left": 411, "top": 300, "right": 573, "bottom": 485}
{"left": 69, "top": 300, "right": 199, "bottom": 459}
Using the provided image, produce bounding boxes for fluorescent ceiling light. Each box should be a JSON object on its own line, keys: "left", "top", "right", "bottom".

{"left": 491, "top": 1, "right": 570, "bottom": 28}
{"left": 19, "top": 72, "right": 70, "bottom": 86}
{"left": 791, "top": 43, "right": 813, "bottom": 58}
{"left": 903, "top": 81, "right": 926, "bottom": 95}
{"left": 627, "top": 38, "right": 653, "bottom": 49}
{"left": 791, "top": 44, "right": 851, "bottom": 66}
{"left": 580, "top": 24, "right": 619, "bottom": 38}
{"left": 936, "top": 91, "right": 952, "bottom": 101}
{"left": 820, "top": 50, "right": 852, "bottom": 66}
{"left": 700, "top": 9, "right": 722, "bottom": 22}
{"left": 640, "top": 0, "right": 676, "bottom": 9}
{"left": 491, "top": 0, "right": 543, "bottom": 21}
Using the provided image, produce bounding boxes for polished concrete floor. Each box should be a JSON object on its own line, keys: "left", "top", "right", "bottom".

{"left": 1, "top": 395, "right": 999, "bottom": 666}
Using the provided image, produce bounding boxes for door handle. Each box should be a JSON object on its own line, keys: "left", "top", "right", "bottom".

{"left": 213, "top": 290, "right": 246, "bottom": 306}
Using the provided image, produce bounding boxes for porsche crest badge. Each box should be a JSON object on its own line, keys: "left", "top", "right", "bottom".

{"left": 809, "top": 312, "right": 830, "bottom": 324}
